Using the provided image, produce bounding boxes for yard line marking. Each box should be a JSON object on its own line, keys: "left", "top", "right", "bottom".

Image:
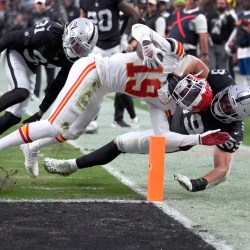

{"left": 19, "top": 186, "right": 105, "bottom": 190}
{"left": 0, "top": 199, "right": 146, "bottom": 203}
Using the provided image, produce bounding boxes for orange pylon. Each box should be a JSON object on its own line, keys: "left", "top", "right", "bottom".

{"left": 147, "top": 136, "right": 165, "bottom": 201}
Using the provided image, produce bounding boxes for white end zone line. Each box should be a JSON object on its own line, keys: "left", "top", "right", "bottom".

{"left": 23, "top": 109, "right": 234, "bottom": 250}
{"left": 68, "top": 140, "right": 233, "bottom": 250}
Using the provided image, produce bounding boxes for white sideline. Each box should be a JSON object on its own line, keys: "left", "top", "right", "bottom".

{"left": 67, "top": 140, "right": 233, "bottom": 250}
{"left": 25, "top": 98, "right": 236, "bottom": 250}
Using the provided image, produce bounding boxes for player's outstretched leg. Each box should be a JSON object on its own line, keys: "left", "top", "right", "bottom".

{"left": 43, "top": 158, "right": 78, "bottom": 176}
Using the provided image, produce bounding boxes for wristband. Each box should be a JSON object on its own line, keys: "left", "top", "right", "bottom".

{"left": 190, "top": 178, "right": 208, "bottom": 192}
{"left": 201, "top": 52, "right": 208, "bottom": 56}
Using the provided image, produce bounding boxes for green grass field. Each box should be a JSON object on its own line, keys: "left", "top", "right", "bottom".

{"left": 0, "top": 65, "right": 250, "bottom": 249}
{"left": 0, "top": 126, "right": 143, "bottom": 200}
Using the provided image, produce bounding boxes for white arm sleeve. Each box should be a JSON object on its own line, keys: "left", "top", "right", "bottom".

{"left": 132, "top": 23, "right": 171, "bottom": 52}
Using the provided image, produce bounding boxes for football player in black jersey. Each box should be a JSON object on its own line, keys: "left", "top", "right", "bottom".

{"left": 43, "top": 68, "right": 250, "bottom": 193}
{"left": 80, "top": 0, "right": 140, "bottom": 133}
{"left": 0, "top": 17, "right": 97, "bottom": 135}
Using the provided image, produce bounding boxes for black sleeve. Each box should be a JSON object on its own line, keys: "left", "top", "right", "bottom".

{"left": 39, "top": 63, "right": 72, "bottom": 113}
{"left": 0, "top": 30, "right": 27, "bottom": 53}
{"left": 217, "top": 121, "right": 244, "bottom": 153}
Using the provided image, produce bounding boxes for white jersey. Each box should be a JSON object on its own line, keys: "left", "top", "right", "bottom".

{"left": 11, "top": 24, "right": 198, "bottom": 154}
{"left": 93, "top": 51, "right": 177, "bottom": 134}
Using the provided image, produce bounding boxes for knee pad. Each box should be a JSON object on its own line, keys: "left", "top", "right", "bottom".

{"left": 116, "top": 131, "right": 152, "bottom": 154}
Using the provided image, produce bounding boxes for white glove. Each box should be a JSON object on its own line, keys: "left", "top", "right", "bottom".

{"left": 142, "top": 43, "right": 165, "bottom": 69}
{"left": 174, "top": 174, "right": 193, "bottom": 191}
{"left": 120, "top": 34, "right": 129, "bottom": 52}
{"left": 199, "top": 129, "right": 230, "bottom": 146}
{"left": 157, "top": 84, "right": 172, "bottom": 104}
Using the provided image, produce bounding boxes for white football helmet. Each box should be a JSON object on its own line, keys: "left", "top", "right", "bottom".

{"left": 167, "top": 73, "right": 213, "bottom": 112}
{"left": 211, "top": 84, "right": 250, "bottom": 123}
{"left": 62, "top": 18, "right": 98, "bottom": 61}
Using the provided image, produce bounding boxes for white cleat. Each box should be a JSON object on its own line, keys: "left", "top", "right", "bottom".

{"left": 85, "top": 120, "right": 98, "bottom": 134}
{"left": 43, "top": 158, "right": 78, "bottom": 176}
{"left": 131, "top": 116, "right": 140, "bottom": 131}
{"left": 20, "top": 144, "right": 39, "bottom": 178}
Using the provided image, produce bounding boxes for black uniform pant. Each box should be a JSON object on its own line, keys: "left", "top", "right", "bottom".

{"left": 34, "top": 66, "right": 55, "bottom": 97}
{"left": 114, "top": 93, "right": 136, "bottom": 122}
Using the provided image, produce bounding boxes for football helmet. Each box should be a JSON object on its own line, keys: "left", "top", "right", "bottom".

{"left": 211, "top": 84, "right": 250, "bottom": 123}
{"left": 62, "top": 18, "right": 98, "bottom": 61}
{"left": 167, "top": 73, "right": 213, "bottom": 112}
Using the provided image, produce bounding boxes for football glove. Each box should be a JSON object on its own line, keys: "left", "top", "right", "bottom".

{"left": 142, "top": 43, "right": 165, "bottom": 69}
{"left": 174, "top": 174, "right": 193, "bottom": 191}
{"left": 157, "top": 84, "right": 172, "bottom": 104}
{"left": 199, "top": 129, "right": 230, "bottom": 146}
{"left": 22, "top": 112, "right": 42, "bottom": 124}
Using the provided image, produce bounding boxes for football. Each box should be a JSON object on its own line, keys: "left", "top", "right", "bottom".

{"left": 136, "top": 42, "right": 164, "bottom": 62}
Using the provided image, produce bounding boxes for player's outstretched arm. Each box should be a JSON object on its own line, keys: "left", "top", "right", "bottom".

{"left": 22, "top": 65, "right": 71, "bottom": 124}
{"left": 174, "top": 146, "right": 232, "bottom": 192}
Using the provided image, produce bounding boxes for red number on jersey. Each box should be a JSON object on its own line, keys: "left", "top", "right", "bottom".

{"left": 125, "top": 63, "right": 163, "bottom": 98}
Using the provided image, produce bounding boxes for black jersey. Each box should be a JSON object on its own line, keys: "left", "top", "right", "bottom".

{"left": 80, "top": 0, "right": 122, "bottom": 50}
{"left": 0, "top": 20, "right": 73, "bottom": 113}
{"left": 0, "top": 20, "right": 71, "bottom": 70}
{"left": 170, "top": 69, "right": 243, "bottom": 153}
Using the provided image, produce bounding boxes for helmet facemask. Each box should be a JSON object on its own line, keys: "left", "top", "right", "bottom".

{"left": 169, "top": 74, "right": 213, "bottom": 112}
{"left": 211, "top": 85, "right": 250, "bottom": 123}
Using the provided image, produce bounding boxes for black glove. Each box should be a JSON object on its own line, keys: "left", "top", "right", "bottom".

{"left": 22, "top": 112, "right": 42, "bottom": 124}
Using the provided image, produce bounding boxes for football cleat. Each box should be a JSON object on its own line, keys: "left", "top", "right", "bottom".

{"left": 131, "top": 116, "right": 140, "bottom": 131}
{"left": 43, "top": 158, "right": 78, "bottom": 176}
{"left": 85, "top": 120, "right": 98, "bottom": 134}
{"left": 112, "top": 120, "right": 130, "bottom": 128}
{"left": 20, "top": 144, "right": 39, "bottom": 178}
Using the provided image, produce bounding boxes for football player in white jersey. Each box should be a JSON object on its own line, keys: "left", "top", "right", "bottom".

{"left": 44, "top": 70, "right": 250, "bottom": 192}
{"left": 0, "top": 24, "right": 229, "bottom": 178}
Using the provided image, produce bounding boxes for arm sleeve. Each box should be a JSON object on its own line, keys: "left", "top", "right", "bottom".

{"left": 0, "top": 30, "right": 27, "bottom": 53}
{"left": 132, "top": 23, "right": 168, "bottom": 47}
{"left": 132, "top": 23, "right": 184, "bottom": 58}
{"left": 39, "top": 64, "right": 71, "bottom": 113}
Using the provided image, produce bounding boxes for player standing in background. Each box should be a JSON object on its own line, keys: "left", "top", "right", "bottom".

{"left": 1, "top": 23, "right": 228, "bottom": 178}
{"left": 80, "top": 0, "right": 140, "bottom": 133}
{"left": 44, "top": 69, "right": 250, "bottom": 193}
{"left": 168, "top": 0, "right": 209, "bottom": 65}
{"left": 0, "top": 18, "right": 97, "bottom": 134}
{"left": 27, "top": 0, "right": 68, "bottom": 98}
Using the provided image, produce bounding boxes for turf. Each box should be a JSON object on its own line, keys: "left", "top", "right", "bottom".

{"left": 0, "top": 132, "right": 143, "bottom": 200}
